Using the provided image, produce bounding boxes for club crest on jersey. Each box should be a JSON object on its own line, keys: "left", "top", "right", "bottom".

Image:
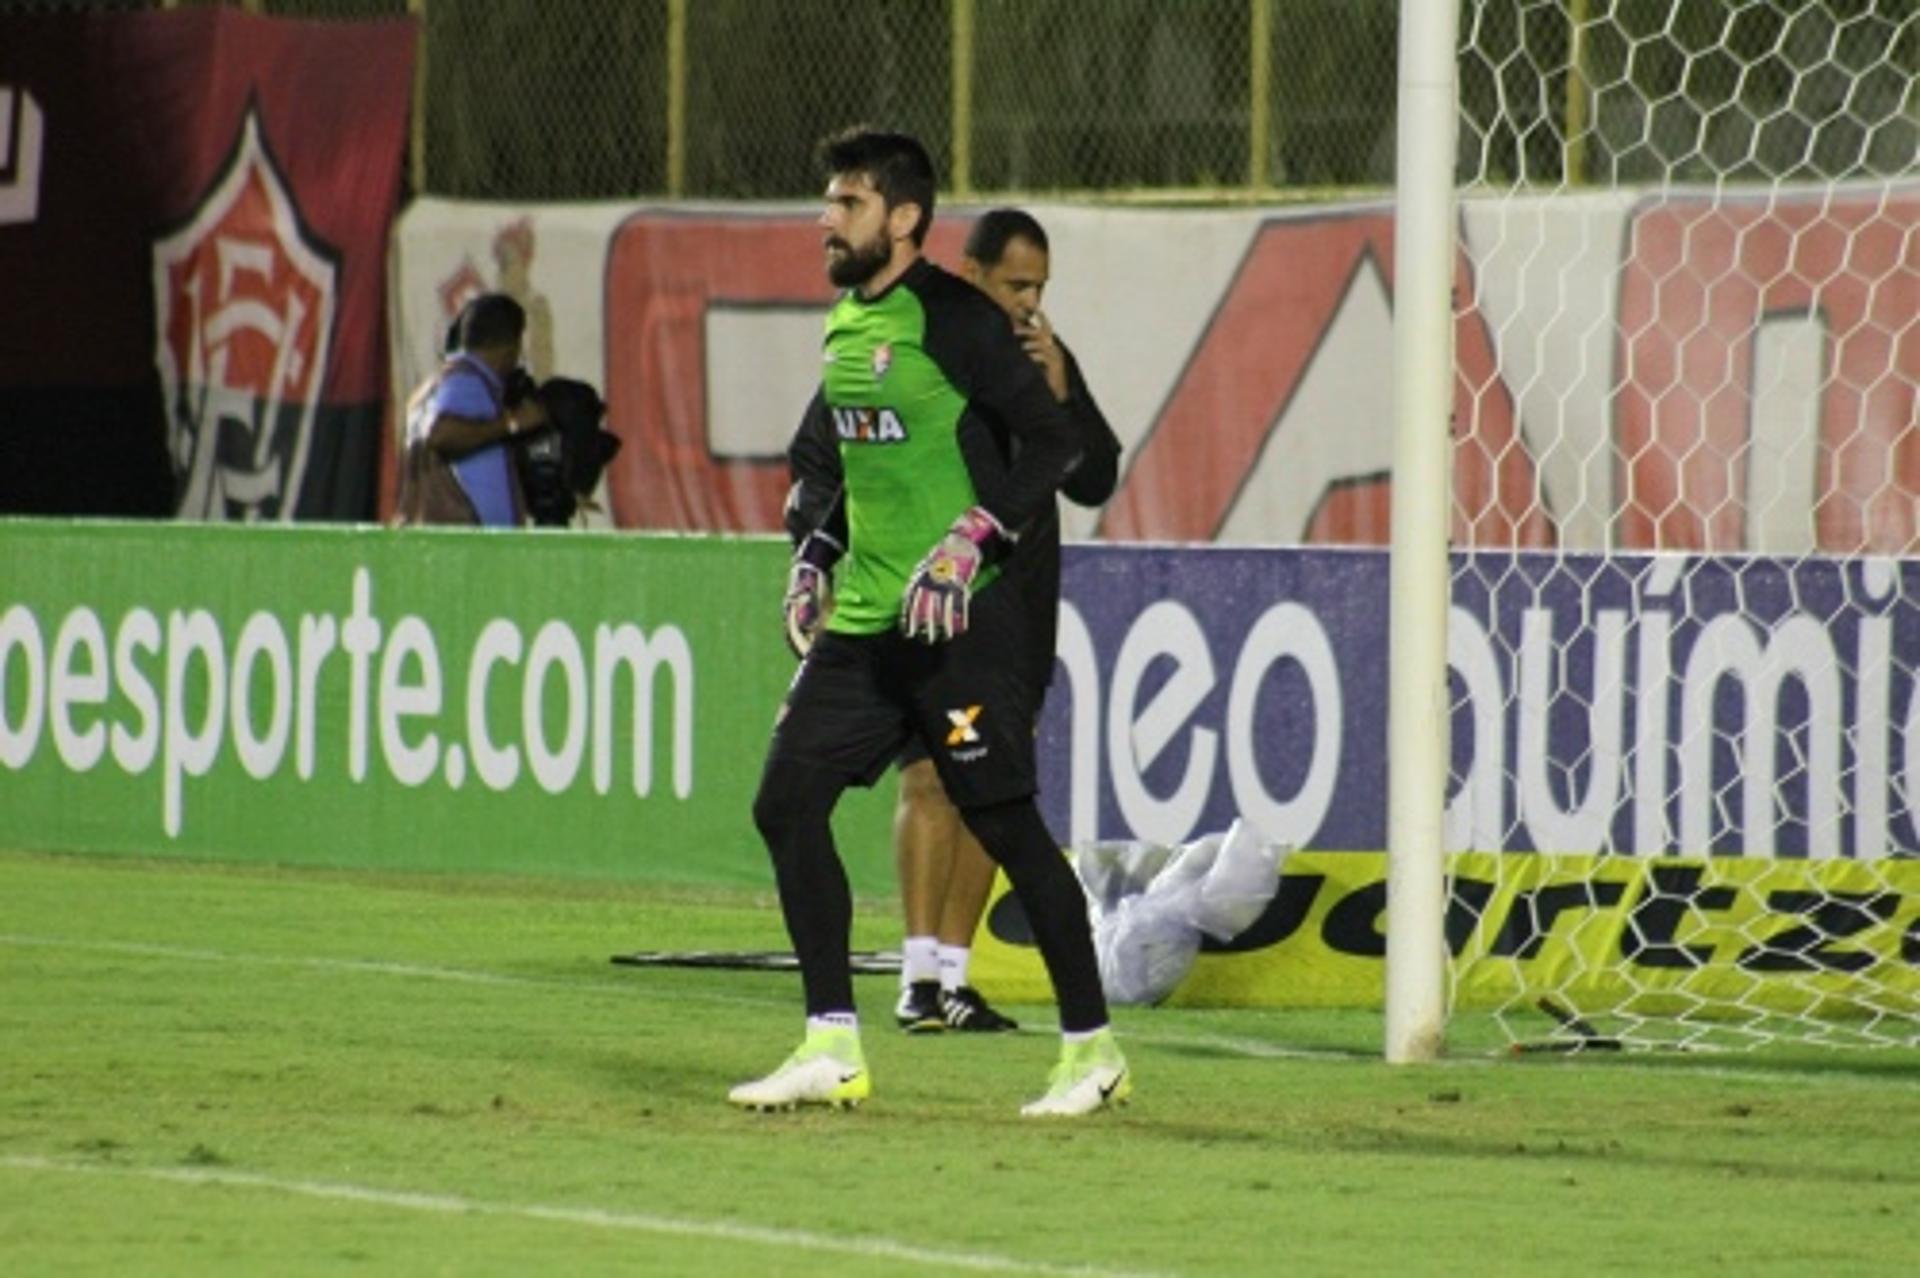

{"left": 871, "top": 342, "right": 892, "bottom": 379}
{"left": 153, "top": 107, "right": 337, "bottom": 522}
{"left": 831, "top": 406, "right": 907, "bottom": 444}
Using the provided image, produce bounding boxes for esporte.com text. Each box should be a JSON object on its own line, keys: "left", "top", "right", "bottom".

{"left": 0, "top": 568, "right": 693, "bottom": 836}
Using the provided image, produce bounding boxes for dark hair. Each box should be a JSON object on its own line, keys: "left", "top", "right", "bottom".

{"left": 456, "top": 293, "right": 527, "bottom": 353}
{"left": 816, "top": 126, "right": 937, "bottom": 247}
{"left": 964, "top": 208, "right": 1049, "bottom": 267}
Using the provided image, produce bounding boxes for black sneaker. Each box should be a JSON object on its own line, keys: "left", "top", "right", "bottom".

{"left": 941, "top": 986, "right": 1019, "bottom": 1032}
{"left": 895, "top": 979, "right": 946, "bottom": 1032}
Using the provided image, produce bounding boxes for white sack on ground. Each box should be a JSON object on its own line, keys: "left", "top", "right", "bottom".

{"left": 1075, "top": 819, "right": 1290, "bottom": 1005}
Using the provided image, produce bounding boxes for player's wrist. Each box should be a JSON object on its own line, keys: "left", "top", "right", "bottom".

{"left": 952, "top": 506, "right": 1006, "bottom": 549}
{"left": 795, "top": 529, "right": 844, "bottom": 571}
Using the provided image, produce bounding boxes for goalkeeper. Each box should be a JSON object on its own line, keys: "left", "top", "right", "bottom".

{"left": 791, "top": 208, "right": 1120, "bottom": 1036}
{"left": 731, "top": 128, "right": 1129, "bottom": 1118}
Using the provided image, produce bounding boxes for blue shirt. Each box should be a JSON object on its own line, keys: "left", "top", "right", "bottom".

{"left": 415, "top": 354, "right": 519, "bottom": 527}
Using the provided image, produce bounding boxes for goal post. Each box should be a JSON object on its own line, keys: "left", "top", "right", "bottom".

{"left": 1386, "top": 0, "right": 1920, "bottom": 1058}
{"left": 1385, "top": 0, "right": 1463, "bottom": 1064}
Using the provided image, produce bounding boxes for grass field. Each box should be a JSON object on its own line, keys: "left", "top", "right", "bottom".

{"left": 3, "top": 849, "right": 1916, "bottom": 1276}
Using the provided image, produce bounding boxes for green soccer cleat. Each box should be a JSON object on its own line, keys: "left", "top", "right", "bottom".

{"left": 728, "top": 1028, "right": 871, "bottom": 1112}
{"left": 1021, "top": 1020, "right": 1121, "bottom": 1112}
{"left": 1020, "top": 1028, "right": 1131, "bottom": 1118}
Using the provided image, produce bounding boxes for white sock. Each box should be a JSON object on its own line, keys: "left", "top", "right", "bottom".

{"left": 1061, "top": 1025, "right": 1108, "bottom": 1045}
{"left": 902, "top": 935, "right": 939, "bottom": 985}
{"left": 808, "top": 1012, "right": 859, "bottom": 1036}
{"left": 937, "top": 943, "right": 971, "bottom": 992}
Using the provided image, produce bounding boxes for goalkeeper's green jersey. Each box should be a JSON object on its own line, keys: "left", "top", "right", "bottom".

{"left": 809, "top": 257, "right": 1081, "bottom": 635}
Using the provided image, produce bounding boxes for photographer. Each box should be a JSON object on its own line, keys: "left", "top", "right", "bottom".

{"left": 395, "top": 292, "right": 547, "bottom": 527}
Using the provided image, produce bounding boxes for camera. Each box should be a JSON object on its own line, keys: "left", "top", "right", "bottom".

{"left": 515, "top": 424, "right": 570, "bottom": 526}
{"left": 511, "top": 376, "right": 622, "bottom": 527}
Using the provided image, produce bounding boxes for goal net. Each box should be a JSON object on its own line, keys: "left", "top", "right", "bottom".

{"left": 1435, "top": 0, "right": 1919, "bottom": 1051}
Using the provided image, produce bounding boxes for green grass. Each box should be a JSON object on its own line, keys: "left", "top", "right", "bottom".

{"left": 2, "top": 850, "right": 1916, "bottom": 1276}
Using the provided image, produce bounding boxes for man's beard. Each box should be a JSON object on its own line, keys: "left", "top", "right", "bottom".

{"left": 826, "top": 232, "right": 892, "bottom": 288}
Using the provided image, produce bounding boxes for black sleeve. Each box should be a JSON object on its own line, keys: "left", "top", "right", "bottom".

{"left": 1057, "top": 344, "right": 1120, "bottom": 509}
{"left": 784, "top": 388, "right": 845, "bottom": 549}
{"left": 921, "top": 272, "right": 1080, "bottom": 535}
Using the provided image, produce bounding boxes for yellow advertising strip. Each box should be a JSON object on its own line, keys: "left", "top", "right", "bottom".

{"left": 972, "top": 851, "right": 1920, "bottom": 1016}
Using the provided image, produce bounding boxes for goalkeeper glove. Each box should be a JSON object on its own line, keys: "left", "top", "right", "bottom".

{"left": 901, "top": 507, "right": 1006, "bottom": 643}
{"left": 783, "top": 531, "right": 841, "bottom": 658}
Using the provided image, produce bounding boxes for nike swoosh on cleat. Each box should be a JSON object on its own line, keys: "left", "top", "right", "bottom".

{"left": 1098, "top": 1071, "right": 1127, "bottom": 1104}
{"left": 838, "top": 1072, "right": 863, "bottom": 1085}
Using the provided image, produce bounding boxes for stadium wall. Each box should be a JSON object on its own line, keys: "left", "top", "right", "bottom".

{"left": 5, "top": 524, "right": 1916, "bottom": 869}
{"left": 7, "top": 523, "right": 1918, "bottom": 1014}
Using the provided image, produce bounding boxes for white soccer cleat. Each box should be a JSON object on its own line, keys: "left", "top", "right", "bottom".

{"left": 1020, "top": 1028, "right": 1132, "bottom": 1117}
{"left": 728, "top": 1030, "right": 870, "bottom": 1112}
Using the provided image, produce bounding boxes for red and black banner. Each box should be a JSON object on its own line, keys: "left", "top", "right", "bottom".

{"left": 0, "top": 9, "right": 414, "bottom": 520}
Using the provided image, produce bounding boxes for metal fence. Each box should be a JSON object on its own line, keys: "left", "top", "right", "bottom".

{"left": 14, "top": 1, "right": 1915, "bottom": 200}
{"left": 22, "top": 0, "right": 1403, "bottom": 199}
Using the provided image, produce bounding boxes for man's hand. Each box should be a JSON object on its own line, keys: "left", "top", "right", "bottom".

{"left": 1020, "top": 310, "right": 1070, "bottom": 402}
{"left": 901, "top": 507, "right": 1005, "bottom": 643}
{"left": 506, "top": 397, "right": 548, "bottom": 436}
{"left": 783, "top": 532, "right": 840, "bottom": 658}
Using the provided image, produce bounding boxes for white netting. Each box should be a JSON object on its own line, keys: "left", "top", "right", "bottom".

{"left": 1445, "top": 0, "right": 1919, "bottom": 1051}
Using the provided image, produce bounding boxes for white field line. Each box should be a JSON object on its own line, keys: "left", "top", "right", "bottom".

{"left": 8, "top": 932, "right": 1919, "bottom": 1093}
{"left": 1118, "top": 1026, "right": 1386, "bottom": 1063}
{"left": 0, "top": 1155, "right": 1170, "bottom": 1278}
{"left": 0, "top": 932, "right": 781, "bottom": 1010}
